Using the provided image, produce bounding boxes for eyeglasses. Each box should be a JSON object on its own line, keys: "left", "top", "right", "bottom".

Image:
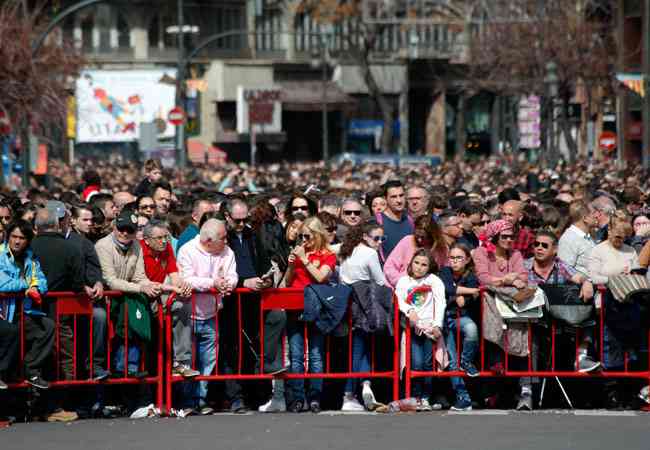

{"left": 326, "top": 226, "right": 337, "bottom": 233}
{"left": 140, "top": 204, "right": 155, "bottom": 210}
{"left": 533, "top": 241, "right": 551, "bottom": 249}
{"left": 499, "top": 234, "right": 515, "bottom": 241}
{"left": 449, "top": 256, "right": 466, "bottom": 262}
{"left": 231, "top": 218, "right": 248, "bottom": 225}
{"left": 371, "top": 235, "right": 387, "bottom": 242}
{"left": 0, "top": 215, "right": 11, "bottom": 221}
{"left": 149, "top": 235, "right": 169, "bottom": 243}
{"left": 299, "top": 234, "right": 312, "bottom": 241}
{"left": 343, "top": 210, "right": 362, "bottom": 216}
{"left": 292, "top": 205, "right": 310, "bottom": 212}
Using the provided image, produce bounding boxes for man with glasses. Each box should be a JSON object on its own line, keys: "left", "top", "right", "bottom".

{"left": 337, "top": 198, "right": 364, "bottom": 242}
{"left": 439, "top": 213, "right": 464, "bottom": 252}
{"left": 524, "top": 230, "right": 600, "bottom": 373}
{"left": 406, "top": 186, "right": 429, "bottom": 219}
{"left": 139, "top": 220, "right": 197, "bottom": 380}
{"left": 136, "top": 196, "right": 156, "bottom": 220}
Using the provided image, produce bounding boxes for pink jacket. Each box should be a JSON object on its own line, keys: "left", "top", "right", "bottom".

{"left": 176, "top": 236, "right": 238, "bottom": 320}
{"left": 384, "top": 235, "right": 449, "bottom": 288}
{"left": 471, "top": 246, "right": 527, "bottom": 287}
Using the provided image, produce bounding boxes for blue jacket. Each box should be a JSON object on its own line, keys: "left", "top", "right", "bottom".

{"left": 302, "top": 283, "right": 351, "bottom": 335}
{"left": 0, "top": 245, "right": 48, "bottom": 322}
{"left": 438, "top": 266, "right": 479, "bottom": 317}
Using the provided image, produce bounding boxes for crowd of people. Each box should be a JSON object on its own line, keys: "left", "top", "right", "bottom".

{"left": 0, "top": 155, "right": 650, "bottom": 423}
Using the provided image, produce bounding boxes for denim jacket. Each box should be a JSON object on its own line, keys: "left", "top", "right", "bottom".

{"left": 0, "top": 245, "right": 48, "bottom": 322}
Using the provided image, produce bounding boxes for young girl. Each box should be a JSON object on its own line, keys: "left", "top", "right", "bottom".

{"left": 395, "top": 249, "right": 447, "bottom": 411}
{"left": 438, "top": 244, "right": 480, "bottom": 411}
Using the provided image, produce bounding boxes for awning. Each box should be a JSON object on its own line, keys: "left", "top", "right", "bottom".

{"left": 617, "top": 73, "right": 645, "bottom": 97}
{"left": 187, "top": 139, "right": 227, "bottom": 166}
{"left": 278, "top": 81, "right": 356, "bottom": 112}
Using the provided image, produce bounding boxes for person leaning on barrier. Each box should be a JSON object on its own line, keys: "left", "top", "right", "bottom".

{"left": 176, "top": 218, "right": 238, "bottom": 415}
{"left": 0, "top": 220, "right": 53, "bottom": 391}
{"left": 95, "top": 209, "right": 162, "bottom": 378}
{"left": 138, "top": 219, "right": 197, "bottom": 380}
{"left": 523, "top": 230, "right": 600, "bottom": 373}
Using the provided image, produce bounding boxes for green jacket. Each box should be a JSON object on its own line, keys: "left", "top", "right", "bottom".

{"left": 111, "top": 293, "right": 153, "bottom": 342}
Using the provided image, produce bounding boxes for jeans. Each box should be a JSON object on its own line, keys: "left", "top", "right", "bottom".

{"left": 344, "top": 331, "right": 371, "bottom": 393}
{"left": 113, "top": 342, "right": 140, "bottom": 374}
{"left": 90, "top": 304, "right": 108, "bottom": 374}
{"left": 287, "top": 319, "right": 325, "bottom": 403}
{"left": 410, "top": 332, "right": 432, "bottom": 399}
{"left": 171, "top": 300, "right": 192, "bottom": 365}
{"left": 189, "top": 319, "right": 217, "bottom": 409}
{"left": 445, "top": 314, "right": 478, "bottom": 401}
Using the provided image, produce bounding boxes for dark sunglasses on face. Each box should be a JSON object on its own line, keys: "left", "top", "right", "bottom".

{"left": 299, "top": 234, "right": 312, "bottom": 241}
{"left": 232, "top": 218, "right": 248, "bottom": 224}
{"left": 140, "top": 204, "right": 155, "bottom": 210}
{"left": 371, "top": 235, "right": 387, "bottom": 242}
{"left": 534, "top": 241, "right": 551, "bottom": 249}
{"left": 326, "top": 226, "right": 337, "bottom": 233}
{"left": 343, "top": 210, "right": 362, "bottom": 216}
{"left": 292, "top": 205, "right": 309, "bottom": 212}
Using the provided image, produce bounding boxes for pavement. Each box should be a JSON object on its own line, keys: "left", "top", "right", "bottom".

{"left": 2, "top": 410, "right": 649, "bottom": 450}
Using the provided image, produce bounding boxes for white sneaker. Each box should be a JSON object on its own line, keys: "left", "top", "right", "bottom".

{"left": 341, "top": 394, "right": 365, "bottom": 412}
{"left": 362, "top": 382, "right": 378, "bottom": 411}
{"left": 258, "top": 397, "right": 286, "bottom": 413}
{"left": 130, "top": 403, "right": 156, "bottom": 419}
{"left": 417, "top": 398, "right": 433, "bottom": 412}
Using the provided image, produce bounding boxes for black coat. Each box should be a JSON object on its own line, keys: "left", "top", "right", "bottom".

{"left": 227, "top": 227, "right": 272, "bottom": 288}
{"left": 350, "top": 281, "right": 394, "bottom": 336}
{"left": 67, "top": 231, "right": 104, "bottom": 286}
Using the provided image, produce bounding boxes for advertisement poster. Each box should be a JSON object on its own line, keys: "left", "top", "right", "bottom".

{"left": 75, "top": 69, "right": 177, "bottom": 143}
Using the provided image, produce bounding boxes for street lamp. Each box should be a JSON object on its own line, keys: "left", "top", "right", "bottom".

{"left": 311, "top": 36, "right": 335, "bottom": 162}
{"left": 544, "top": 61, "right": 558, "bottom": 164}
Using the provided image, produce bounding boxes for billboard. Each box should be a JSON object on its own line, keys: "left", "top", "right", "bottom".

{"left": 75, "top": 69, "right": 177, "bottom": 143}
{"left": 236, "top": 86, "right": 282, "bottom": 134}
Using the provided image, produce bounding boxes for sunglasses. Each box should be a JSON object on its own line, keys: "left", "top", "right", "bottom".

{"left": 299, "top": 234, "right": 313, "bottom": 241}
{"left": 232, "top": 218, "right": 248, "bottom": 224}
{"left": 292, "top": 206, "right": 310, "bottom": 212}
{"left": 533, "top": 241, "right": 551, "bottom": 249}
{"left": 326, "top": 226, "right": 337, "bottom": 233}
{"left": 343, "top": 210, "right": 362, "bottom": 216}
{"left": 449, "top": 256, "right": 466, "bottom": 262}
{"left": 371, "top": 235, "right": 387, "bottom": 242}
{"left": 140, "top": 204, "right": 155, "bottom": 210}
{"left": 499, "top": 234, "right": 515, "bottom": 241}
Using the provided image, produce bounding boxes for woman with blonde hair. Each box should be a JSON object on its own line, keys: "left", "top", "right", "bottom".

{"left": 285, "top": 217, "right": 337, "bottom": 413}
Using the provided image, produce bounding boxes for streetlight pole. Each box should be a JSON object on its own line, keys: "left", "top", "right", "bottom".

{"left": 175, "top": 0, "right": 187, "bottom": 169}
{"left": 544, "top": 61, "right": 558, "bottom": 166}
{"left": 321, "top": 55, "right": 329, "bottom": 163}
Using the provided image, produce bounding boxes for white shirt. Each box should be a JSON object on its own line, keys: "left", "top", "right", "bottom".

{"left": 339, "top": 244, "right": 385, "bottom": 286}
{"left": 558, "top": 224, "right": 596, "bottom": 277}
{"left": 395, "top": 274, "right": 446, "bottom": 329}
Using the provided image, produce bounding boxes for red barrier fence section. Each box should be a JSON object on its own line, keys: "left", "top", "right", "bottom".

{"left": 164, "top": 288, "right": 401, "bottom": 413}
{"left": 404, "top": 286, "right": 650, "bottom": 399}
{"left": 4, "top": 291, "right": 164, "bottom": 410}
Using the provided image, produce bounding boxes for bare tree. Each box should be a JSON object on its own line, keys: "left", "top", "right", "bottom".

{"left": 0, "top": 1, "right": 84, "bottom": 137}
{"left": 465, "top": 0, "right": 616, "bottom": 162}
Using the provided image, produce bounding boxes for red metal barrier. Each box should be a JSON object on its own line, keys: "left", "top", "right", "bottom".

{"left": 404, "top": 285, "right": 650, "bottom": 400}
{"left": 4, "top": 291, "right": 164, "bottom": 411}
{"left": 164, "top": 288, "right": 401, "bottom": 413}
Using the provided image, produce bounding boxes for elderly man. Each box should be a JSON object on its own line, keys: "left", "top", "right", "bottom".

{"left": 406, "top": 186, "right": 429, "bottom": 218}
{"left": 176, "top": 198, "right": 214, "bottom": 252}
{"left": 524, "top": 230, "right": 600, "bottom": 374}
{"left": 591, "top": 195, "right": 616, "bottom": 243}
{"left": 501, "top": 200, "right": 535, "bottom": 258}
{"left": 95, "top": 209, "right": 161, "bottom": 377}
{"left": 177, "top": 219, "right": 238, "bottom": 415}
{"left": 113, "top": 192, "right": 136, "bottom": 214}
{"left": 151, "top": 181, "right": 173, "bottom": 217}
{"left": 139, "top": 219, "right": 197, "bottom": 379}
{"left": 336, "top": 197, "right": 364, "bottom": 242}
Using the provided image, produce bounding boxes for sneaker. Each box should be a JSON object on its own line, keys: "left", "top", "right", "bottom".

{"left": 516, "top": 394, "right": 533, "bottom": 411}
{"left": 288, "top": 400, "right": 303, "bottom": 413}
{"left": 130, "top": 404, "right": 156, "bottom": 419}
{"left": 417, "top": 398, "right": 433, "bottom": 412}
{"left": 576, "top": 356, "right": 601, "bottom": 373}
{"left": 199, "top": 406, "right": 214, "bottom": 416}
{"left": 450, "top": 398, "right": 473, "bottom": 411}
{"left": 309, "top": 400, "right": 321, "bottom": 413}
{"left": 362, "top": 382, "right": 378, "bottom": 411}
{"left": 258, "top": 397, "right": 286, "bottom": 413}
{"left": 176, "top": 408, "right": 196, "bottom": 418}
{"left": 172, "top": 363, "right": 200, "bottom": 378}
{"left": 230, "top": 399, "right": 249, "bottom": 414}
{"left": 638, "top": 386, "right": 650, "bottom": 405}
{"left": 47, "top": 409, "right": 78, "bottom": 422}
{"left": 26, "top": 375, "right": 49, "bottom": 390}
{"left": 461, "top": 362, "right": 480, "bottom": 377}
{"left": 341, "top": 394, "right": 365, "bottom": 412}
{"left": 0, "top": 379, "right": 7, "bottom": 390}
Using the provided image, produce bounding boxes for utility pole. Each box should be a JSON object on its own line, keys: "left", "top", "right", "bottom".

{"left": 175, "top": 0, "right": 187, "bottom": 169}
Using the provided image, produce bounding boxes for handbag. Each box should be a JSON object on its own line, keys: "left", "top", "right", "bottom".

{"left": 607, "top": 274, "right": 650, "bottom": 303}
{"left": 492, "top": 287, "right": 544, "bottom": 322}
{"left": 540, "top": 270, "right": 593, "bottom": 326}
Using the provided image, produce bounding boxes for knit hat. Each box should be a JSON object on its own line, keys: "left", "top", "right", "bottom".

{"left": 483, "top": 219, "right": 514, "bottom": 241}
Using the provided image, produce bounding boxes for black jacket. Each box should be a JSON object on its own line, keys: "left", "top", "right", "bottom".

{"left": 67, "top": 231, "right": 104, "bottom": 286}
{"left": 227, "top": 227, "right": 272, "bottom": 288}
{"left": 350, "top": 281, "right": 394, "bottom": 335}
{"left": 31, "top": 232, "right": 84, "bottom": 302}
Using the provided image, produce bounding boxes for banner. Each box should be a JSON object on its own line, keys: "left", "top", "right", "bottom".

{"left": 75, "top": 69, "right": 177, "bottom": 143}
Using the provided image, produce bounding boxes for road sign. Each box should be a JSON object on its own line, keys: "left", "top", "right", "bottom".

{"left": 168, "top": 107, "right": 185, "bottom": 126}
{"left": 598, "top": 131, "right": 617, "bottom": 151}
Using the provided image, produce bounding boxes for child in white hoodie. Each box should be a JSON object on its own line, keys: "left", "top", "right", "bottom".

{"left": 395, "top": 249, "right": 447, "bottom": 411}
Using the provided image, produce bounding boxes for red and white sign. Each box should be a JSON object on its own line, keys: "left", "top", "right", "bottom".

{"left": 236, "top": 86, "right": 283, "bottom": 134}
{"left": 0, "top": 110, "right": 11, "bottom": 136}
{"left": 168, "top": 107, "right": 185, "bottom": 126}
{"left": 598, "top": 131, "right": 617, "bottom": 151}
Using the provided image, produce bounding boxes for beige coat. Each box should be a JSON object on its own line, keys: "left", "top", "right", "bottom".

{"left": 95, "top": 233, "right": 148, "bottom": 293}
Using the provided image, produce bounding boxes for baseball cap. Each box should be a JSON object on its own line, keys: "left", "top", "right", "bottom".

{"left": 115, "top": 210, "right": 138, "bottom": 233}
{"left": 46, "top": 200, "right": 67, "bottom": 220}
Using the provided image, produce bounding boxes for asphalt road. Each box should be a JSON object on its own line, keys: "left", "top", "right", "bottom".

{"left": 2, "top": 410, "right": 648, "bottom": 450}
